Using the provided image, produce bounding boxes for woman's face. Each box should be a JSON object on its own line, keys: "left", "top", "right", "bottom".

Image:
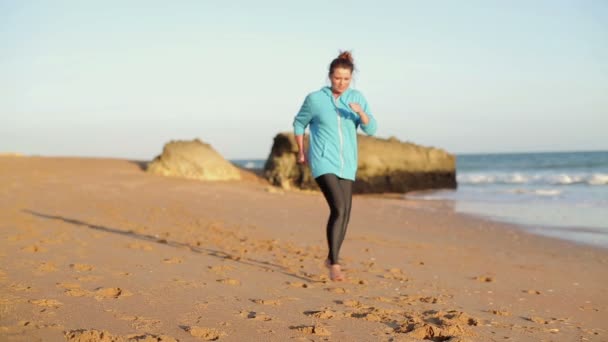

{"left": 330, "top": 67, "right": 352, "bottom": 95}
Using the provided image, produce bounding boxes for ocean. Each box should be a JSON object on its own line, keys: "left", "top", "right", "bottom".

{"left": 231, "top": 151, "right": 608, "bottom": 248}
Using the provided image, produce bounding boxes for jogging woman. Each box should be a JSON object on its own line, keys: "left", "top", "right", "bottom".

{"left": 293, "top": 51, "right": 378, "bottom": 281}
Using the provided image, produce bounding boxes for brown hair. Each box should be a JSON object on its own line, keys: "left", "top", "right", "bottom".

{"left": 329, "top": 51, "right": 354, "bottom": 75}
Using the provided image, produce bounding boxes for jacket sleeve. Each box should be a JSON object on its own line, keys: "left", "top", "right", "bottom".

{"left": 358, "top": 94, "right": 377, "bottom": 136}
{"left": 293, "top": 94, "right": 313, "bottom": 136}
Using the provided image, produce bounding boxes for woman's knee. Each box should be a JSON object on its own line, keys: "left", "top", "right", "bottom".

{"left": 330, "top": 201, "right": 348, "bottom": 219}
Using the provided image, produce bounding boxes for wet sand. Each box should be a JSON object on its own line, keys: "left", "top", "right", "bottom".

{"left": 0, "top": 156, "right": 606, "bottom": 341}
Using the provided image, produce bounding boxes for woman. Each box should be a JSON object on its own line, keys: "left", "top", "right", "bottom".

{"left": 293, "top": 51, "right": 377, "bottom": 281}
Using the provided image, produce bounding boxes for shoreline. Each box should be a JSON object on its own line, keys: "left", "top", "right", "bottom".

{"left": 364, "top": 192, "right": 608, "bottom": 257}
{"left": 1, "top": 156, "right": 607, "bottom": 341}
{"left": 401, "top": 189, "right": 608, "bottom": 250}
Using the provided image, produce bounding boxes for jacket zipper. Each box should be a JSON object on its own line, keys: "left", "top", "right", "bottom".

{"left": 334, "top": 97, "right": 344, "bottom": 177}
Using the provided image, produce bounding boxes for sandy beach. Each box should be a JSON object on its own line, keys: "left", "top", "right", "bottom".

{"left": 0, "top": 156, "right": 606, "bottom": 341}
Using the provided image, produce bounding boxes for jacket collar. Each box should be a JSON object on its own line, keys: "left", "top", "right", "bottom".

{"left": 321, "top": 86, "right": 352, "bottom": 99}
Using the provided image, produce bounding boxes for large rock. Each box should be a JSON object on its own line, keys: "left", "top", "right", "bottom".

{"left": 263, "top": 134, "right": 316, "bottom": 190}
{"left": 264, "top": 133, "right": 456, "bottom": 193}
{"left": 147, "top": 139, "right": 241, "bottom": 181}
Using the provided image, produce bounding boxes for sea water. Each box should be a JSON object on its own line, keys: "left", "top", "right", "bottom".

{"left": 408, "top": 151, "right": 608, "bottom": 248}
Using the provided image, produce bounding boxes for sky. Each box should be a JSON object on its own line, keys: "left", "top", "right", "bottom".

{"left": 2, "top": 0, "right": 607, "bottom": 159}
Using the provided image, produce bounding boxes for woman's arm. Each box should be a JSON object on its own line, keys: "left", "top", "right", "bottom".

{"left": 349, "top": 103, "right": 370, "bottom": 125}
{"left": 293, "top": 95, "right": 313, "bottom": 164}
{"left": 295, "top": 134, "right": 306, "bottom": 164}
{"left": 349, "top": 101, "right": 377, "bottom": 135}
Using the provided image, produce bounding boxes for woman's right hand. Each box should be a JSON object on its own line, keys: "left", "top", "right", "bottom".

{"left": 297, "top": 151, "right": 307, "bottom": 164}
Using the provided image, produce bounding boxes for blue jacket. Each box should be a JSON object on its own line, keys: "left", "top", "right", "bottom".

{"left": 293, "top": 86, "right": 378, "bottom": 180}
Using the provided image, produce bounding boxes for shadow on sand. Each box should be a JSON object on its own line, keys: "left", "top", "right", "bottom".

{"left": 23, "top": 209, "right": 315, "bottom": 283}
{"left": 128, "top": 160, "right": 150, "bottom": 171}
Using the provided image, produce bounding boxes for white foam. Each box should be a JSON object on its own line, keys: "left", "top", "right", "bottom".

{"left": 589, "top": 173, "right": 608, "bottom": 185}
{"left": 458, "top": 174, "right": 495, "bottom": 184}
{"left": 504, "top": 188, "right": 562, "bottom": 197}
{"left": 550, "top": 174, "right": 585, "bottom": 185}
{"left": 458, "top": 172, "right": 608, "bottom": 186}
{"left": 512, "top": 173, "right": 529, "bottom": 183}
{"left": 534, "top": 189, "right": 562, "bottom": 196}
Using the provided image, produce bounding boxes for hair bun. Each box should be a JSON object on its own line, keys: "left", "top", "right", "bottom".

{"left": 329, "top": 50, "right": 355, "bottom": 75}
{"left": 337, "top": 51, "right": 354, "bottom": 63}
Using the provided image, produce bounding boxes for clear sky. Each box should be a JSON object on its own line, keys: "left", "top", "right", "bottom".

{"left": 2, "top": 1, "right": 607, "bottom": 159}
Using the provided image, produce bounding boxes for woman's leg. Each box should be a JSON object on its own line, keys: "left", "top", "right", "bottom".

{"left": 336, "top": 178, "right": 353, "bottom": 256}
{"left": 315, "top": 174, "right": 348, "bottom": 265}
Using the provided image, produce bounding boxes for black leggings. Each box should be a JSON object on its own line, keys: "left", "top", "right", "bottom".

{"left": 315, "top": 173, "right": 353, "bottom": 265}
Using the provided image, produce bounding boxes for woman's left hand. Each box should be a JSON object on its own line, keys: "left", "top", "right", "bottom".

{"left": 349, "top": 103, "right": 363, "bottom": 114}
{"left": 349, "top": 102, "right": 370, "bottom": 125}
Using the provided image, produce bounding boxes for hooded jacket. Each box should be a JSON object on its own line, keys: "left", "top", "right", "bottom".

{"left": 293, "top": 86, "right": 377, "bottom": 180}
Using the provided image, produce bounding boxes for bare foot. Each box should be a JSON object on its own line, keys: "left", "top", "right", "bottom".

{"left": 329, "top": 264, "right": 345, "bottom": 282}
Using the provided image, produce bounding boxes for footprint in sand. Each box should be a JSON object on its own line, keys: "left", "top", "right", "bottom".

{"left": 65, "top": 329, "right": 177, "bottom": 342}
{"left": 17, "top": 320, "right": 34, "bottom": 327}
{"left": 171, "top": 278, "right": 202, "bottom": 288}
{"left": 37, "top": 262, "right": 57, "bottom": 273}
{"left": 216, "top": 278, "right": 240, "bottom": 286}
{"left": 523, "top": 289, "right": 541, "bottom": 295}
{"left": 336, "top": 299, "right": 362, "bottom": 308}
{"left": 304, "top": 310, "right": 337, "bottom": 319}
{"left": 9, "top": 321, "right": 63, "bottom": 331}
{"left": 94, "top": 287, "right": 132, "bottom": 301}
{"left": 29, "top": 299, "right": 62, "bottom": 308}
{"left": 324, "top": 287, "right": 349, "bottom": 294}
{"left": 162, "top": 257, "right": 183, "bottom": 264}
{"left": 9, "top": 283, "right": 33, "bottom": 292}
{"left": 289, "top": 324, "right": 331, "bottom": 336}
{"left": 389, "top": 294, "right": 443, "bottom": 305}
{"left": 440, "top": 310, "right": 479, "bottom": 326}
{"left": 127, "top": 242, "right": 153, "bottom": 251}
{"left": 57, "top": 283, "right": 90, "bottom": 297}
{"left": 124, "top": 332, "right": 178, "bottom": 341}
{"left": 303, "top": 272, "right": 329, "bottom": 282}
{"left": 184, "top": 326, "right": 226, "bottom": 340}
{"left": 70, "top": 263, "right": 94, "bottom": 272}
{"left": 418, "top": 296, "right": 441, "bottom": 304}
{"left": 382, "top": 268, "right": 408, "bottom": 281}
{"left": 286, "top": 281, "right": 311, "bottom": 289}
{"left": 208, "top": 265, "right": 235, "bottom": 274}
{"left": 240, "top": 310, "right": 272, "bottom": 321}
{"left": 393, "top": 310, "right": 478, "bottom": 340}
{"left": 65, "top": 288, "right": 90, "bottom": 297}
{"left": 118, "top": 314, "right": 162, "bottom": 330}
{"left": 344, "top": 304, "right": 403, "bottom": 323}
{"left": 525, "top": 316, "right": 556, "bottom": 324}
{"left": 488, "top": 309, "right": 511, "bottom": 316}
{"left": 76, "top": 275, "right": 103, "bottom": 282}
{"left": 372, "top": 296, "right": 393, "bottom": 303}
{"left": 360, "top": 261, "right": 376, "bottom": 269}
{"left": 474, "top": 275, "right": 494, "bottom": 283}
{"left": 0, "top": 295, "right": 24, "bottom": 317}
{"left": 349, "top": 311, "right": 385, "bottom": 322}
{"left": 21, "top": 245, "right": 46, "bottom": 253}
{"left": 250, "top": 298, "right": 281, "bottom": 306}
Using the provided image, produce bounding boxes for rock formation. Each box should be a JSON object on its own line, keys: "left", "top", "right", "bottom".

{"left": 264, "top": 133, "right": 456, "bottom": 193}
{"left": 147, "top": 139, "right": 241, "bottom": 181}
